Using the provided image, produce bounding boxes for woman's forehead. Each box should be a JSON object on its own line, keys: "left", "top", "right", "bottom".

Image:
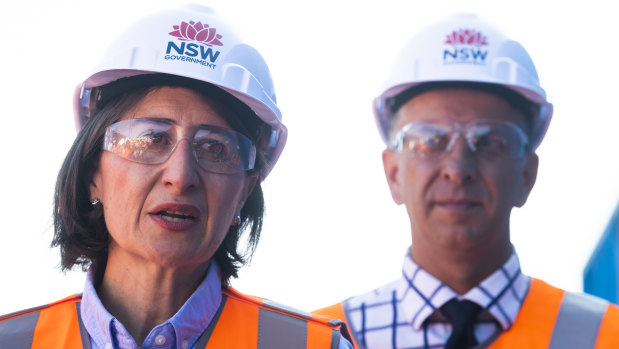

{"left": 120, "top": 86, "right": 233, "bottom": 129}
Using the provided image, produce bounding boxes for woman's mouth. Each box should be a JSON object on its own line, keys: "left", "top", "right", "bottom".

{"left": 149, "top": 204, "right": 201, "bottom": 232}
{"left": 154, "top": 210, "right": 196, "bottom": 222}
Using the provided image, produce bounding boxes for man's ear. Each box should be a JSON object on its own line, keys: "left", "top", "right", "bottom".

{"left": 382, "top": 149, "right": 404, "bottom": 205}
{"left": 515, "top": 153, "right": 538, "bottom": 207}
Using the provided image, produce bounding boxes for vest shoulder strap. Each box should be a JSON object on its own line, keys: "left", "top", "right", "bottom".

{"left": 548, "top": 289, "right": 609, "bottom": 349}
{"left": 488, "top": 278, "right": 613, "bottom": 349}
{"left": 204, "top": 287, "right": 344, "bottom": 348}
{"left": 313, "top": 302, "right": 359, "bottom": 349}
{"left": 0, "top": 294, "right": 84, "bottom": 349}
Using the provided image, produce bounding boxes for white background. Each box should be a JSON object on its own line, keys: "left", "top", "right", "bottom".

{"left": 1, "top": 0, "right": 618, "bottom": 315}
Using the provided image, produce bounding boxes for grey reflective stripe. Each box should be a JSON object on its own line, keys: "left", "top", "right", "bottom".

{"left": 0, "top": 310, "right": 40, "bottom": 349}
{"left": 258, "top": 308, "right": 308, "bottom": 349}
{"left": 262, "top": 298, "right": 312, "bottom": 319}
{"left": 330, "top": 328, "right": 340, "bottom": 349}
{"left": 548, "top": 292, "right": 608, "bottom": 349}
{"left": 75, "top": 302, "right": 91, "bottom": 349}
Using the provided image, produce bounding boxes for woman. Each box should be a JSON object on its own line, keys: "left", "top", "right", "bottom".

{"left": 0, "top": 5, "right": 351, "bottom": 348}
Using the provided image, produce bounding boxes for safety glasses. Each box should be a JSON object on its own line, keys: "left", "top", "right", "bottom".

{"left": 391, "top": 119, "right": 529, "bottom": 159}
{"left": 103, "top": 118, "right": 256, "bottom": 174}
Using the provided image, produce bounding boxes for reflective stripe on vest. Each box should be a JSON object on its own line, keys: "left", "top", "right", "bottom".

{"left": 0, "top": 309, "right": 40, "bottom": 348}
{"left": 548, "top": 292, "right": 608, "bottom": 349}
{"left": 258, "top": 305, "right": 310, "bottom": 348}
{"left": 260, "top": 298, "right": 342, "bottom": 349}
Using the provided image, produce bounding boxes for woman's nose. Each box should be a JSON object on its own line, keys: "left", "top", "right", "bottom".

{"left": 161, "top": 139, "right": 200, "bottom": 194}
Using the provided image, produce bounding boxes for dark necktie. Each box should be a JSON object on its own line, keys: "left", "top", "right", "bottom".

{"left": 441, "top": 299, "right": 482, "bottom": 349}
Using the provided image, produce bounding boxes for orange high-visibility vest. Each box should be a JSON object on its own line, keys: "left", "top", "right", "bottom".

{"left": 0, "top": 287, "right": 346, "bottom": 349}
{"left": 313, "top": 278, "right": 619, "bottom": 349}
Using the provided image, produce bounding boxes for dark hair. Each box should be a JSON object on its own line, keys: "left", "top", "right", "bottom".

{"left": 387, "top": 81, "right": 539, "bottom": 149}
{"left": 52, "top": 74, "right": 266, "bottom": 285}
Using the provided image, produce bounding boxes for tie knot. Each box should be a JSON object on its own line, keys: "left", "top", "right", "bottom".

{"left": 441, "top": 299, "right": 481, "bottom": 326}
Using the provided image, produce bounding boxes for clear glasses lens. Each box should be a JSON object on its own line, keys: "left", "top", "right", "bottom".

{"left": 104, "top": 119, "right": 256, "bottom": 173}
{"left": 393, "top": 119, "right": 528, "bottom": 159}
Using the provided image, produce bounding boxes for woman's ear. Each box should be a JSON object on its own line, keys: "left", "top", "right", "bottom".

{"left": 90, "top": 166, "right": 103, "bottom": 204}
{"left": 237, "top": 172, "right": 259, "bottom": 212}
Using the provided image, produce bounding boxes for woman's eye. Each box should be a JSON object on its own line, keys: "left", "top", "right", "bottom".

{"left": 198, "top": 139, "right": 229, "bottom": 160}
{"left": 207, "top": 141, "right": 224, "bottom": 154}
{"left": 121, "top": 130, "right": 171, "bottom": 158}
{"left": 139, "top": 130, "right": 167, "bottom": 144}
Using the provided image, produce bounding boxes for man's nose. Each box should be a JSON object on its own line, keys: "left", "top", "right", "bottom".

{"left": 440, "top": 134, "right": 478, "bottom": 184}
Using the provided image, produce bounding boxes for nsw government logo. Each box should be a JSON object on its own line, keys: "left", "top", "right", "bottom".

{"left": 165, "top": 21, "right": 223, "bottom": 69}
{"left": 443, "top": 29, "right": 488, "bottom": 65}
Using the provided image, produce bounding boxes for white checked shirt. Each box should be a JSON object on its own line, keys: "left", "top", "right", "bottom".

{"left": 343, "top": 249, "right": 530, "bottom": 349}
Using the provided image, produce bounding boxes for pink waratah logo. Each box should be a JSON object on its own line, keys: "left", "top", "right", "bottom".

{"left": 444, "top": 29, "right": 488, "bottom": 47}
{"left": 169, "top": 21, "right": 223, "bottom": 47}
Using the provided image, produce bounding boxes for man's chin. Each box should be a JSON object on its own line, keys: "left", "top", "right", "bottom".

{"left": 431, "top": 226, "right": 490, "bottom": 248}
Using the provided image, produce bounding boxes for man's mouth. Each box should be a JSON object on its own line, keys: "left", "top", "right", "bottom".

{"left": 434, "top": 199, "right": 481, "bottom": 210}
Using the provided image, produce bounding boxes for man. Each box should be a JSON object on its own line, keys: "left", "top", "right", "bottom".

{"left": 314, "top": 14, "right": 619, "bottom": 349}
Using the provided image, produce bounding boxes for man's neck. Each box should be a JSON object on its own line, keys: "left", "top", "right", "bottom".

{"left": 410, "top": 241, "right": 512, "bottom": 294}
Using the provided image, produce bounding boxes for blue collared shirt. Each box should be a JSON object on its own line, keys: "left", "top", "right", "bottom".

{"left": 81, "top": 262, "right": 352, "bottom": 348}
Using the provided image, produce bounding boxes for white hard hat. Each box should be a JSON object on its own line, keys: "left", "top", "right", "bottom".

{"left": 374, "top": 13, "right": 552, "bottom": 150}
{"left": 74, "top": 4, "right": 286, "bottom": 179}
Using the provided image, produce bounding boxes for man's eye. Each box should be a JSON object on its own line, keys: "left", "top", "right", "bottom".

{"left": 425, "top": 134, "right": 449, "bottom": 149}
{"left": 473, "top": 133, "right": 509, "bottom": 154}
{"left": 409, "top": 132, "right": 449, "bottom": 153}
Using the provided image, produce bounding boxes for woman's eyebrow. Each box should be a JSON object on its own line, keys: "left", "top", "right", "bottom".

{"left": 130, "top": 116, "right": 178, "bottom": 125}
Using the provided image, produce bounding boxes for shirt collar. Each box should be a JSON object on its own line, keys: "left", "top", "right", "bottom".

{"left": 399, "top": 249, "right": 529, "bottom": 331}
{"left": 81, "top": 261, "right": 223, "bottom": 348}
